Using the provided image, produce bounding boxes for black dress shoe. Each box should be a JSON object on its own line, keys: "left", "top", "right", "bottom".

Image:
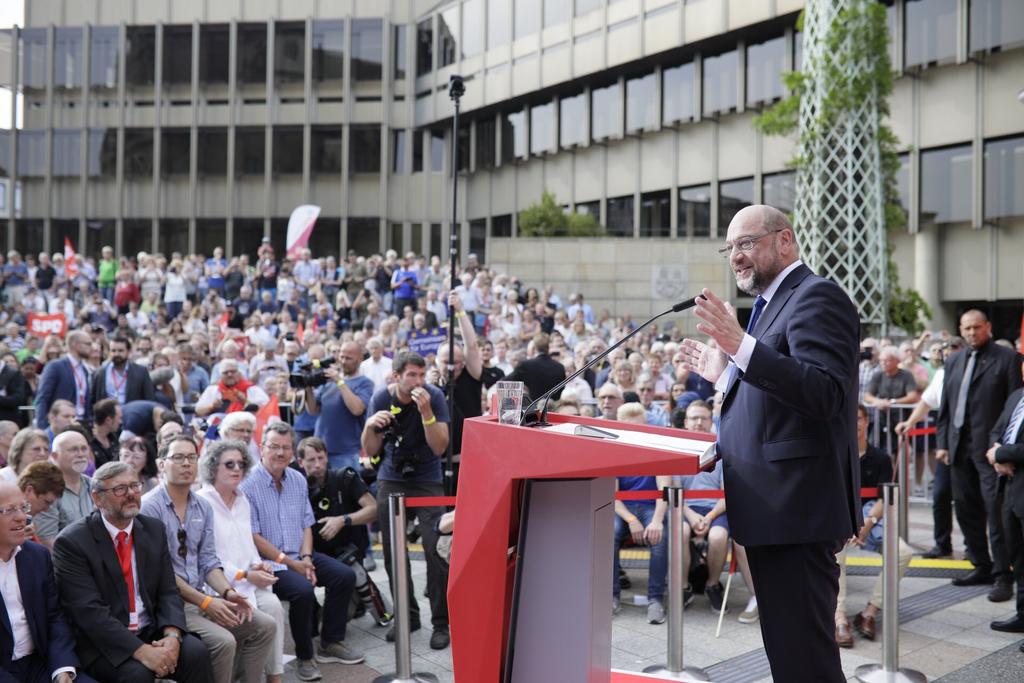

{"left": 951, "top": 569, "right": 994, "bottom": 587}
{"left": 988, "top": 578, "right": 1014, "bottom": 603}
{"left": 429, "top": 628, "right": 451, "bottom": 650}
{"left": 990, "top": 615, "right": 1024, "bottom": 633}
{"left": 921, "top": 546, "right": 953, "bottom": 559}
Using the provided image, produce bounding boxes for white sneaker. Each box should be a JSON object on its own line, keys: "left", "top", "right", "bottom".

{"left": 739, "top": 597, "right": 759, "bottom": 624}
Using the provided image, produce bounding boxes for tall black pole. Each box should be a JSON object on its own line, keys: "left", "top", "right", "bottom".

{"left": 445, "top": 75, "right": 464, "bottom": 497}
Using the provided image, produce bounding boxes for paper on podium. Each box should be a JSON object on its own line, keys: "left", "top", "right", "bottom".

{"left": 541, "top": 422, "right": 717, "bottom": 468}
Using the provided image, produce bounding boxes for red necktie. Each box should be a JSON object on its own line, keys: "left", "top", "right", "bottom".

{"left": 115, "top": 531, "right": 138, "bottom": 629}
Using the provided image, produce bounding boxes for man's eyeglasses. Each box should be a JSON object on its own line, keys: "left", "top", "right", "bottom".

{"left": 718, "top": 229, "right": 784, "bottom": 258}
{"left": 177, "top": 528, "right": 188, "bottom": 559}
{"left": 221, "top": 460, "right": 245, "bottom": 470}
{"left": 0, "top": 502, "right": 31, "bottom": 517}
{"left": 97, "top": 481, "right": 145, "bottom": 497}
{"left": 685, "top": 415, "right": 712, "bottom": 423}
{"left": 163, "top": 453, "right": 199, "bottom": 464}
{"left": 264, "top": 443, "right": 292, "bottom": 453}
{"left": 639, "top": 387, "right": 654, "bottom": 393}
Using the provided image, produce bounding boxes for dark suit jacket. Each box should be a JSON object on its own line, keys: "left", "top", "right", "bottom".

{"left": 937, "top": 341, "right": 1022, "bottom": 463}
{"left": 89, "top": 361, "right": 156, "bottom": 406}
{"left": 0, "top": 541, "right": 79, "bottom": 681}
{"left": 0, "top": 366, "right": 28, "bottom": 426}
{"left": 718, "top": 263, "right": 861, "bottom": 547}
{"left": 991, "top": 387, "right": 1024, "bottom": 520}
{"left": 506, "top": 354, "right": 566, "bottom": 402}
{"left": 34, "top": 358, "right": 89, "bottom": 429}
{"left": 51, "top": 511, "right": 187, "bottom": 670}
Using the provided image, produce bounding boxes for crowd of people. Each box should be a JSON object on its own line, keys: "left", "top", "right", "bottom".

{"left": 0, "top": 237, "right": 1021, "bottom": 682}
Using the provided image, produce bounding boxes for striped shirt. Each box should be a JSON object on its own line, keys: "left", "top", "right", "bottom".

{"left": 239, "top": 463, "right": 316, "bottom": 571}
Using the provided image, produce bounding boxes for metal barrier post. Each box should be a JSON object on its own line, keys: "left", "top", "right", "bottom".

{"left": 897, "top": 437, "right": 910, "bottom": 542}
{"left": 643, "top": 487, "right": 710, "bottom": 681}
{"left": 373, "top": 494, "right": 438, "bottom": 683}
{"left": 855, "top": 484, "right": 927, "bottom": 683}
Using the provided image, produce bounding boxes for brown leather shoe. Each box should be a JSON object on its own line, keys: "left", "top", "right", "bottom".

{"left": 853, "top": 611, "right": 877, "bottom": 640}
{"left": 835, "top": 618, "right": 854, "bottom": 648}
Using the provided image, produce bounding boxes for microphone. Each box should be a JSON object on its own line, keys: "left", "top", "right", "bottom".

{"left": 519, "top": 295, "right": 705, "bottom": 426}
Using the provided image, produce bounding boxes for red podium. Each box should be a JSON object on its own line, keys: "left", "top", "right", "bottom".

{"left": 448, "top": 413, "right": 712, "bottom": 683}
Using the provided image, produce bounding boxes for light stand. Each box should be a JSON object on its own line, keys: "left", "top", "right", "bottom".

{"left": 444, "top": 74, "right": 465, "bottom": 497}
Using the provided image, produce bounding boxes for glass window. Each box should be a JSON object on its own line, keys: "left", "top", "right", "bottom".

{"left": 576, "top": 200, "right": 599, "bottom": 222}
{"left": 576, "top": 0, "right": 603, "bottom": 16}
{"left": 312, "top": 127, "right": 343, "bottom": 175}
{"left": 272, "top": 127, "right": 303, "bottom": 175}
{"left": 984, "top": 136, "right": 1024, "bottom": 220}
{"left": 679, "top": 185, "right": 711, "bottom": 238}
{"left": 545, "top": 0, "right": 569, "bottom": 27}
{"left": 492, "top": 214, "right": 512, "bottom": 237}
{"left": 476, "top": 118, "right": 496, "bottom": 169}
{"left": 159, "top": 218, "right": 189, "bottom": 257}
{"left": 515, "top": 0, "right": 541, "bottom": 39}
{"left": 275, "top": 22, "right": 305, "bottom": 85}
{"left": 197, "top": 129, "right": 227, "bottom": 176}
{"left": 663, "top": 62, "right": 695, "bottom": 124}
{"left": 430, "top": 222, "right": 442, "bottom": 258}
{"left": 235, "top": 127, "right": 266, "bottom": 176}
{"left": 163, "top": 26, "right": 193, "bottom": 86}
{"left": 746, "top": 36, "right": 785, "bottom": 106}
{"left": 970, "top": 0, "right": 1024, "bottom": 52}
{"left": 0, "top": 130, "right": 8, "bottom": 177}
{"left": 895, "top": 153, "right": 910, "bottom": 223}
{"left": 458, "top": 127, "right": 470, "bottom": 172}
{"left": 233, "top": 219, "right": 265, "bottom": 259}
{"left": 591, "top": 83, "right": 622, "bottom": 140}
{"left": 920, "top": 145, "right": 972, "bottom": 223}
{"left": 195, "top": 219, "right": 225, "bottom": 259}
{"left": 348, "top": 217, "right": 380, "bottom": 256}
{"left": 606, "top": 195, "right": 634, "bottom": 237}
{"left": 123, "top": 129, "right": 154, "bottom": 179}
{"left": 905, "top": 0, "right": 957, "bottom": 68}
{"left": 640, "top": 190, "right": 670, "bottom": 237}
{"left": 469, "top": 219, "right": 487, "bottom": 262}
{"left": 439, "top": 6, "right": 459, "bottom": 67}
{"left": 199, "top": 25, "right": 229, "bottom": 85}
{"left": 530, "top": 102, "right": 555, "bottom": 155}
{"left": 488, "top": 0, "right": 511, "bottom": 49}
{"left": 161, "top": 128, "right": 191, "bottom": 177}
{"left": 394, "top": 25, "right": 407, "bottom": 79}
{"left": 237, "top": 24, "right": 267, "bottom": 86}
{"left": 794, "top": 32, "right": 803, "bottom": 72}
{"left": 703, "top": 50, "right": 738, "bottom": 116}
{"left": 560, "top": 93, "right": 586, "bottom": 147}
{"left": 309, "top": 217, "right": 340, "bottom": 258}
{"left": 352, "top": 19, "right": 383, "bottom": 81}
{"left": 412, "top": 130, "right": 424, "bottom": 172}
{"left": 626, "top": 73, "right": 657, "bottom": 133}
{"left": 392, "top": 129, "right": 407, "bottom": 174}
{"left": 52, "top": 130, "right": 81, "bottom": 178}
{"left": 16, "top": 221, "right": 44, "bottom": 257}
{"left": 463, "top": 0, "right": 484, "bottom": 57}
{"left": 126, "top": 26, "right": 155, "bottom": 87}
{"left": 86, "top": 219, "right": 116, "bottom": 259}
{"left": 88, "top": 129, "right": 117, "bottom": 178}
{"left": 122, "top": 219, "right": 152, "bottom": 257}
{"left": 90, "top": 26, "right": 120, "bottom": 89}
{"left": 430, "top": 129, "right": 445, "bottom": 172}
{"left": 719, "top": 178, "right": 754, "bottom": 232}
{"left": 50, "top": 220, "right": 78, "bottom": 257}
{"left": 416, "top": 19, "right": 434, "bottom": 76}
{"left": 313, "top": 20, "right": 345, "bottom": 83}
{"left": 21, "top": 28, "right": 48, "bottom": 90}
{"left": 350, "top": 126, "right": 382, "bottom": 174}
{"left": 501, "top": 111, "right": 527, "bottom": 162}
{"left": 54, "top": 27, "right": 83, "bottom": 89}
{"left": 762, "top": 171, "right": 796, "bottom": 215}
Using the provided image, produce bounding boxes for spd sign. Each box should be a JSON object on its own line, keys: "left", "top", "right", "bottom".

{"left": 26, "top": 312, "right": 68, "bottom": 338}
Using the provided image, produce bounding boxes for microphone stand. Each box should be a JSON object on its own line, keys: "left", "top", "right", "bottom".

{"left": 520, "top": 298, "right": 702, "bottom": 427}
{"left": 444, "top": 75, "right": 465, "bottom": 497}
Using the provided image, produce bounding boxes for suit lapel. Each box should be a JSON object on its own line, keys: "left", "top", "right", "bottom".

{"left": 14, "top": 550, "right": 42, "bottom": 652}
{"left": 131, "top": 518, "right": 152, "bottom": 614}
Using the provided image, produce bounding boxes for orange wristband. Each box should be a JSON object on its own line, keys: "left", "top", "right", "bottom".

{"left": 234, "top": 570, "right": 246, "bottom": 581}
{"left": 199, "top": 595, "right": 213, "bottom": 611}
{"left": 275, "top": 552, "right": 286, "bottom": 563}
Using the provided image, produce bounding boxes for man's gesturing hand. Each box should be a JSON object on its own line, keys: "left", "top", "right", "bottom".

{"left": 693, "top": 288, "right": 746, "bottom": 357}
{"left": 679, "top": 339, "right": 728, "bottom": 384}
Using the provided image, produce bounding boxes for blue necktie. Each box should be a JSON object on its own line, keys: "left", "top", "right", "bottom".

{"left": 745, "top": 296, "right": 767, "bottom": 337}
{"left": 1003, "top": 395, "right": 1024, "bottom": 445}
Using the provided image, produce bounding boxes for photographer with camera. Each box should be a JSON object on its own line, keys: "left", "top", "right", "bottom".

{"left": 361, "top": 351, "right": 451, "bottom": 650}
{"left": 305, "top": 342, "right": 374, "bottom": 471}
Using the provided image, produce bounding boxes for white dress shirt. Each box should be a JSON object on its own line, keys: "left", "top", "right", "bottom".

{"left": 99, "top": 515, "right": 148, "bottom": 630}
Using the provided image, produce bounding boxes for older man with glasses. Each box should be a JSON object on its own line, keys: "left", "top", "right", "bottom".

{"left": 141, "top": 436, "right": 276, "bottom": 683}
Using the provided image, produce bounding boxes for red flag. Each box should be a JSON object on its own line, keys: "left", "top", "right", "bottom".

{"left": 253, "top": 395, "right": 280, "bottom": 446}
{"left": 310, "top": 316, "right": 319, "bottom": 333}
{"left": 295, "top": 322, "right": 304, "bottom": 345}
{"left": 216, "top": 312, "right": 229, "bottom": 342}
{"left": 64, "top": 238, "right": 78, "bottom": 278}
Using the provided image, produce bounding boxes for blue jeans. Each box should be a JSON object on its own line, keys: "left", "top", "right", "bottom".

{"left": 328, "top": 451, "right": 360, "bottom": 471}
{"left": 273, "top": 552, "right": 356, "bottom": 660}
{"left": 614, "top": 502, "right": 668, "bottom": 601}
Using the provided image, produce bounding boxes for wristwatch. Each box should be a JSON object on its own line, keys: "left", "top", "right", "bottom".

{"left": 342, "top": 514, "right": 352, "bottom": 527}
{"left": 163, "top": 630, "right": 183, "bottom": 643}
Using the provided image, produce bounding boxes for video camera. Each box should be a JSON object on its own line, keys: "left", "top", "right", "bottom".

{"left": 289, "top": 357, "right": 336, "bottom": 389}
{"left": 371, "top": 403, "right": 418, "bottom": 478}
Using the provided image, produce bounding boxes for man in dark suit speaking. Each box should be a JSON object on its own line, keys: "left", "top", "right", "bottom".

{"left": 681, "top": 205, "right": 860, "bottom": 681}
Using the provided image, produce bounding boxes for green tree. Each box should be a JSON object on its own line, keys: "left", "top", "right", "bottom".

{"left": 517, "top": 191, "right": 604, "bottom": 237}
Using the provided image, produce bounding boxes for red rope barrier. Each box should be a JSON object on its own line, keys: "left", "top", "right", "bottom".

{"left": 905, "top": 426, "right": 937, "bottom": 437}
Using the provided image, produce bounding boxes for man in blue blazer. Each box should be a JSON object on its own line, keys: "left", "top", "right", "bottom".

{"left": 0, "top": 482, "right": 96, "bottom": 683}
{"left": 34, "top": 330, "right": 94, "bottom": 429}
{"left": 681, "top": 205, "right": 860, "bottom": 681}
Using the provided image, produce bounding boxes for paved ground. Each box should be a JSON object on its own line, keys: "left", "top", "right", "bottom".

{"left": 280, "top": 500, "right": 1024, "bottom": 682}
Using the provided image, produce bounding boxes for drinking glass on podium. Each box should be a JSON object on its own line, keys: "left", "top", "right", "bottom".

{"left": 497, "top": 381, "right": 525, "bottom": 424}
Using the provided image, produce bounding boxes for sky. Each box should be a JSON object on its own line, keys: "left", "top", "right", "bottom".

{"left": 0, "top": 1, "right": 24, "bottom": 129}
